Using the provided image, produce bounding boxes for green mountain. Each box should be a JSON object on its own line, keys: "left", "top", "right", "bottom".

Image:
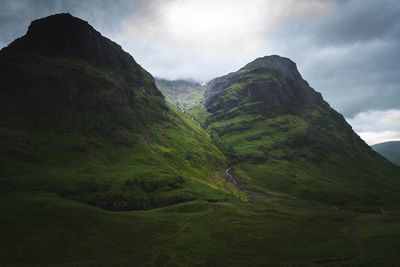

{"left": 372, "top": 141, "right": 400, "bottom": 166}
{"left": 155, "top": 78, "right": 208, "bottom": 125}
{"left": 205, "top": 55, "right": 400, "bottom": 207}
{"left": 0, "top": 13, "right": 229, "bottom": 211}
{"left": 1, "top": 14, "right": 400, "bottom": 266}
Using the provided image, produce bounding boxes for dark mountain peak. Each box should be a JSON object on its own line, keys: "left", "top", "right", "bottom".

{"left": 242, "top": 55, "right": 302, "bottom": 81}
{"left": 1, "top": 13, "right": 136, "bottom": 69}
{"left": 0, "top": 14, "right": 165, "bottom": 133}
{"left": 26, "top": 13, "right": 92, "bottom": 38}
{"left": 205, "top": 55, "right": 323, "bottom": 114}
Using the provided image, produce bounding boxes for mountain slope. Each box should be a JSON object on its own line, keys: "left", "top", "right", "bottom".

{"left": 372, "top": 141, "right": 400, "bottom": 166}
{"left": 0, "top": 13, "right": 229, "bottom": 211}
{"left": 155, "top": 78, "right": 208, "bottom": 125}
{"left": 205, "top": 55, "right": 400, "bottom": 207}
{"left": 1, "top": 14, "right": 400, "bottom": 266}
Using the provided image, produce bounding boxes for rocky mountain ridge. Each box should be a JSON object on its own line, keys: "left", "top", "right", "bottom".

{"left": 1, "top": 13, "right": 137, "bottom": 70}
{"left": 205, "top": 55, "right": 323, "bottom": 115}
{"left": 0, "top": 13, "right": 165, "bottom": 133}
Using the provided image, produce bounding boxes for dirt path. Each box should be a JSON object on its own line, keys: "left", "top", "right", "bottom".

{"left": 348, "top": 225, "right": 364, "bottom": 259}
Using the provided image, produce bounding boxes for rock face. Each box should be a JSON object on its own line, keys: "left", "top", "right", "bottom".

{"left": 0, "top": 13, "right": 164, "bottom": 133}
{"left": 242, "top": 55, "right": 302, "bottom": 80}
{"left": 2, "top": 13, "right": 135, "bottom": 69}
{"left": 205, "top": 55, "right": 323, "bottom": 114}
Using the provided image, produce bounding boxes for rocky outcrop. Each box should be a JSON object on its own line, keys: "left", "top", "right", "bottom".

{"left": 205, "top": 55, "right": 323, "bottom": 114}
{"left": 1, "top": 13, "right": 137, "bottom": 70}
{"left": 242, "top": 55, "right": 302, "bottom": 81}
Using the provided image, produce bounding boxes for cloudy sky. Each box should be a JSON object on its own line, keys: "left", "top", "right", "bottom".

{"left": 0, "top": 0, "right": 399, "bottom": 145}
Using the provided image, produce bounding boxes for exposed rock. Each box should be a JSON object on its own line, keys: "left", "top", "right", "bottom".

{"left": 1, "top": 13, "right": 137, "bottom": 70}
{"left": 205, "top": 55, "right": 323, "bottom": 114}
{"left": 0, "top": 13, "right": 165, "bottom": 133}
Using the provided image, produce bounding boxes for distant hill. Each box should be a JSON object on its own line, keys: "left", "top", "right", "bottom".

{"left": 155, "top": 77, "right": 208, "bottom": 124}
{"left": 372, "top": 141, "right": 400, "bottom": 165}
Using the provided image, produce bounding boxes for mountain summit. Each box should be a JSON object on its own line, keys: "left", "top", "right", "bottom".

{"left": 0, "top": 13, "right": 165, "bottom": 133}
{"left": 2, "top": 13, "right": 135, "bottom": 69}
{"left": 242, "top": 55, "right": 303, "bottom": 80}
{"left": 205, "top": 55, "right": 322, "bottom": 114}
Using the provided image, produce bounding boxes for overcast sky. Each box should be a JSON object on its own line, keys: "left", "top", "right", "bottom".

{"left": 0, "top": 0, "right": 399, "bottom": 145}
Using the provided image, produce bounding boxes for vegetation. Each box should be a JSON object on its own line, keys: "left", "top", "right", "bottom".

{"left": 155, "top": 78, "right": 209, "bottom": 125}
{"left": 0, "top": 14, "right": 399, "bottom": 266}
{"left": 204, "top": 59, "right": 400, "bottom": 209}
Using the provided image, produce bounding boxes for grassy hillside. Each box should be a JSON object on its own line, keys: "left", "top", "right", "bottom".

{"left": 1, "top": 15, "right": 400, "bottom": 266}
{"left": 0, "top": 14, "right": 230, "bottom": 211}
{"left": 155, "top": 78, "right": 210, "bottom": 125}
{"left": 0, "top": 55, "right": 231, "bottom": 210}
{"left": 205, "top": 56, "right": 400, "bottom": 208}
{"left": 372, "top": 141, "right": 400, "bottom": 166}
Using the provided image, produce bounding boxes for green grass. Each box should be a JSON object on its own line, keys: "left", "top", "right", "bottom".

{"left": 155, "top": 78, "right": 208, "bottom": 125}
{"left": 3, "top": 92, "right": 399, "bottom": 265}
{"left": 203, "top": 68, "right": 400, "bottom": 208}
{"left": 1, "top": 190, "right": 399, "bottom": 266}
{"left": 1, "top": 47, "right": 400, "bottom": 265}
{"left": 0, "top": 100, "right": 231, "bottom": 211}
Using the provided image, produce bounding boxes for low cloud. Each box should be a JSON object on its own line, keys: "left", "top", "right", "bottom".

{"left": 115, "top": 0, "right": 333, "bottom": 81}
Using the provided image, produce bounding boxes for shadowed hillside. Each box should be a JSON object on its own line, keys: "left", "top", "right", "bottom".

{"left": 205, "top": 55, "right": 400, "bottom": 207}
{"left": 0, "top": 13, "right": 229, "bottom": 211}
{"left": 0, "top": 14, "right": 400, "bottom": 267}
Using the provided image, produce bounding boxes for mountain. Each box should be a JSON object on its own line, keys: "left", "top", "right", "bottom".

{"left": 1, "top": 14, "right": 400, "bottom": 266}
{"left": 372, "top": 141, "right": 400, "bottom": 165}
{"left": 155, "top": 78, "right": 208, "bottom": 124}
{"left": 0, "top": 13, "right": 229, "bottom": 211}
{"left": 205, "top": 55, "right": 400, "bottom": 206}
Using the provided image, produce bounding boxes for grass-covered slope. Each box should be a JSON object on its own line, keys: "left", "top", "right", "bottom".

{"left": 155, "top": 78, "right": 210, "bottom": 125}
{"left": 1, "top": 14, "right": 400, "bottom": 266}
{"left": 372, "top": 141, "right": 400, "bottom": 166}
{"left": 155, "top": 78, "right": 205, "bottom": 110}
{"left": 0, "top": 13, "right": 229, "bottom": 211}
{"left": 205, "top": 55, "right": 400, "bottom": 207}
{"left": 2, "top": 188, "right": 400, "bottom": 266}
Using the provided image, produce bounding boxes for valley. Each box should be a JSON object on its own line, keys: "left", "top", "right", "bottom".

{"left": 0, "top": 13, "right": 399, "bottom": 266}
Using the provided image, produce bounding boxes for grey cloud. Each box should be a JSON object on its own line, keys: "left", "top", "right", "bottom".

{"left": 266, "top": 0, "right": 400, "bottom": 118}
{"left": 0, "top": 0, "right": 151, "bottom": 48}
{"left": 314, "top": 0, "right": 400, "bottom": 46}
